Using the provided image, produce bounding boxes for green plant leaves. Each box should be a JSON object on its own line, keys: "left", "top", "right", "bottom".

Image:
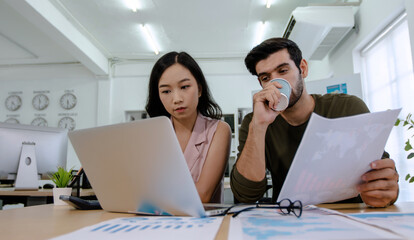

{"left": 405, "top": 174, "right": 414, "bottom": 183}
{"left": 403, "top": 114, "right": 412, "bottom": 126}
{"left": 405, "top": 139, "right": 413, "bottom": 151}
{"left": 49, "top": 167, "right": 73, "bottom": 188}
{"left": 395, "top": 118, "right": 401, "bottom": 126}
{"left": 397, "top": 113, "right": 414, "bottom": 183}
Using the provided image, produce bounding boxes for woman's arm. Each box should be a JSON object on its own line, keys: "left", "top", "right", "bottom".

{"left": 195, "top": 121, "right": 231, "bottom": 203}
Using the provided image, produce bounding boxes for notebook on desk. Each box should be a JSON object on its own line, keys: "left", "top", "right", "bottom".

{"left": 68, "top": 117, "right": 229, "bottom": 217}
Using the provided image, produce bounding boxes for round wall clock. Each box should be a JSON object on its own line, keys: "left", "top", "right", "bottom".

{"left": 32, "top": 93, "right": 49, "bottom": 111}
{"left": 5, "top": 95, "right": 22, "bottom": 111}
{"left": 5, "top": 118, "right": 20, "bottom": 124}
{"left": 60, "top": 93, "right": 77, "bottom": 110}
{"left": 31, "top": 117, "right": 48, "bottom": 127}
{"left": 58, "top": 116, "right": 76, "bottom": 131}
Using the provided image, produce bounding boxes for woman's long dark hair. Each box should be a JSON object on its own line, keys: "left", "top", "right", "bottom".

{"left": 145, "top": 51, "right": 222, "bottom": 119}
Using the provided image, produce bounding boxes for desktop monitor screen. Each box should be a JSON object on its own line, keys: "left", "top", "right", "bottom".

{"left": 0, "top": 122, "right": 68, "bottom": 182}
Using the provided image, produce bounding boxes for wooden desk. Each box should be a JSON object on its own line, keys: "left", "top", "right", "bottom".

{"left": 1, "top": 202, "right": 413, "bottom": 240}
{"left": 0, "top": 188, "right": 95, "bottom": 197}
{"left": 0, "top": 188, "right": 95, "bottom": 207}
{"left": 318, "top": 201, "right": 414, "bottom": 214}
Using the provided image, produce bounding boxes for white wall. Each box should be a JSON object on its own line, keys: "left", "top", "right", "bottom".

{"left": 110, "top": 59, "right": 260, "bottom": 123}
{"left": 303, "top": 0, "right": 409, "bottom": 98}
{"left": 0, "top": 64, "right": 100, "bottom": 169}
{"left": 329, "top": 0, "right": 406, "bottom": 80}
{"left": 306, "top": 73, "right": 362, "bottom": 98}
{"left": 110, "top": 76, "right": 149, "bottom": 123}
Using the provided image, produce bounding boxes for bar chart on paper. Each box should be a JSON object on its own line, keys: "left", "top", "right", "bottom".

{"left": 52, "top": 217, "right": 223, "bottom": 240}
{"left": 228, "top": 209, "right": 400, "bottom": 240}
{"left": 349, "top": 212, "right": 414, "bottom": 239}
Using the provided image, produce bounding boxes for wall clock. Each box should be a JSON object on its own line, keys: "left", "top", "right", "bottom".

{"left": 5, "top": 118, "right": 20, "bottom": 124}
{"left": 60, "top": 93, "right": 77, "bottom": 110}
{"left": 58, "top": 116, "right": 76, "bottom": 131}
{"left": 31, "top": 117, "right": 48, "bottom": 127}
{"left": 5, "top": 95, "right": 22, "bottom": 111}
{"left": 32, "top": 93, "right": 49, "bottom": 111}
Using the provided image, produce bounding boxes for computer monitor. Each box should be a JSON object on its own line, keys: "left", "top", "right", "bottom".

{"left": 0, "top": 122, "right": 68, "bottom": 189}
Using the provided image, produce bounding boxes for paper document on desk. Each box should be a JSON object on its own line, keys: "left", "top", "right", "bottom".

{"left": 277, "top": 108, "right": 401, "bottom": 206}
{"left": 51, "top": 216, "right": 223, "bottom": 240}
{"left": 349, "top": 212, "right": 414, "bottom": 239}
{"left": 228, "top": 208, "right": 399, "bottom": 240}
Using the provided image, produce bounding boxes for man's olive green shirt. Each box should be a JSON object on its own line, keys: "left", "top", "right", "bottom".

{"left": 230, "top": 94, "right": 389, "bottom": 203}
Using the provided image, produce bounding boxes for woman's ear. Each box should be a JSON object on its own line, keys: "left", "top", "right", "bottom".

{"left": 198, "top": 84, "right": 202, "bottom": 97}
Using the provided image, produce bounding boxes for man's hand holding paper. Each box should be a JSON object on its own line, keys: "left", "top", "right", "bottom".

{"left": 358, "top": 158, "right": 399, "bottom": 207}
{"left": 277, "top": 108, "right": 401, "bottom": 206}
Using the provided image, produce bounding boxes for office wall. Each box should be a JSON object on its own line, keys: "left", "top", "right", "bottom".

{"left": 306, "top": 73, "right": 362, "bottom": 98}
{"left": 0, "top": 64, "right": 99, "bottom": 169}
{"left": 0, "top": 64, "right": 98, "bottom": 125}
{"left": 329, "top": 0, "right": 406, "bottom": 81}
{"left": 110, "top": 59, "right": 261, "bottom": 123}
{"left": 300, "top": 0, "right": 409, "bottom": 101}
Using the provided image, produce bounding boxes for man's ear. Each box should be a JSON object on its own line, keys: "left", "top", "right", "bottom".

{"left": 300, "top": 59, "right": 308, "bottom": 79}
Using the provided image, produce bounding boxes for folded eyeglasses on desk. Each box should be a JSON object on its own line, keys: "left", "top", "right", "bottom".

{"left": 222, "top": 198, "right": 303, "bottom": 218}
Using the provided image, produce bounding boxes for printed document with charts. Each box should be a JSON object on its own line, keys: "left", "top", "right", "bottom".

{"left": 278, "top": 108, "right": 401, "bottom": 206}
{"left": 52, "top": 216, "right": 224, "bottom": 240}
{"left": 228, "top": 207, "right": 400, "bottom": 240}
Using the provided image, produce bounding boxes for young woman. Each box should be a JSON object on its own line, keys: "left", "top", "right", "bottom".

{"left": 146, "top": 52, "right": 231, "bottom": 203}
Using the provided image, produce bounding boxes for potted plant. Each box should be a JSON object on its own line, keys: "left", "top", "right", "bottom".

{"left": 49, "top": 167, "right": 74, "bottom": 205}
{"left": 395, "top": 113, "right": 414, "bottom": 183}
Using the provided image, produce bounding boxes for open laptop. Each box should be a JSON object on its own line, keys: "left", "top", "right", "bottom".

{"left": 68, "top": 116, "right": 229, "bottom": 217}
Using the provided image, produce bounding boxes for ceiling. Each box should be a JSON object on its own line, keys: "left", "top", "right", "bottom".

{"left": 0, "top": 0, "right": 358, "bottom": 75}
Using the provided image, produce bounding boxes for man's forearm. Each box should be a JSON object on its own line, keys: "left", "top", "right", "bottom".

{"left": 235, "top": 121, "right": 268, "bottom": 181}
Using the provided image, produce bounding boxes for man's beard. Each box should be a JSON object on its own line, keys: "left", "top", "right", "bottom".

{"left": 287, "top": 75, "right": 304, "bottom": 108}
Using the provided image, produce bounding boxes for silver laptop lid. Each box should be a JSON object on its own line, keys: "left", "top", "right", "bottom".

{"left": 69, "top": 117, "right": 206, "bottom": 217}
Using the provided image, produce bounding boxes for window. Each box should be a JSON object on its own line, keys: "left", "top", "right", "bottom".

{"left": 360, "top": 13, "right": 414, "bottom": 201}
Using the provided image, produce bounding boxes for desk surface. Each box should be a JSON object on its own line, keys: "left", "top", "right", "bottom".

{"left": 0, "top": 188, "right": 95, "bottom": 197}
{"left": 1, "top": 202, "right": 414, "bottom": 240}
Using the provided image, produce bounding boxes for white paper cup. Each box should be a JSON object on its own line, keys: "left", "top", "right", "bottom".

{"left": 270, "top": 78, "right": 291, "bottom": 111}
